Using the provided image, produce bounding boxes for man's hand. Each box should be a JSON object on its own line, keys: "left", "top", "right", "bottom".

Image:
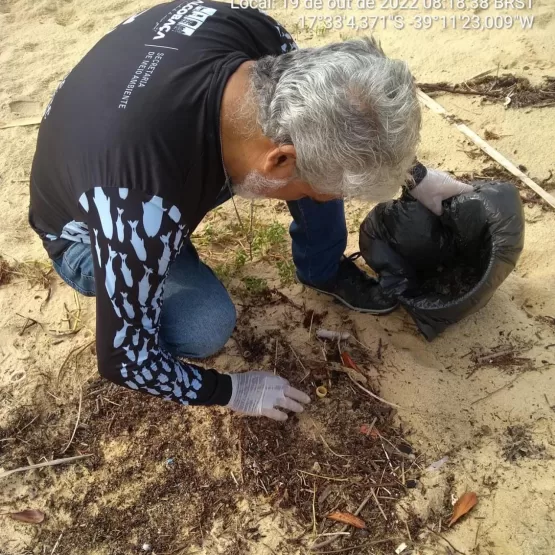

{"left": 225, "top": 371, "right": 311, "bottom": 421}
{"left": 411, "top": 169, "right": 474, "bottom": 215}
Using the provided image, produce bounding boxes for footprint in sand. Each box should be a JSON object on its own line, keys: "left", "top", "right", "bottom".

{"left": 9, "top": 100, "right": 41, "bottom": 116}
{"left": 22, "top": 42, "right": 39, "bottom": 52}
{"left": 79, "top": 20, "right": 95, "bottom": 33}
{"left": 55, "top": 9, "right": 77, "bottom": 27}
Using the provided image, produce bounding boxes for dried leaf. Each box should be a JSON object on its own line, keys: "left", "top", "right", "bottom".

{"left": 448, "top": 492, "right": 477, "bottom": 526}
{"left": 337, "top": 353, "right": 368, "bottom": 385}
{"left": 8, "top": 509, "right": 45, "bottom": 524}
{"left": 327, "top": 511, "right": 366, "bottom": 529}
{"left": 360, "top": 423, "right": 380, "bottom": 439}
{"left": 340, "top": 351, "right": 361, "bottom": 372}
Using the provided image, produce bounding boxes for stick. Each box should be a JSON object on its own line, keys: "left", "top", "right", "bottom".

{"left": 50, "top": 532, "right": 63, "bottom": 555}
{"left": 319, "top": 435, "right": 351, "bottom": 459}
{"left": 417, "top": 89, "right": 555, "bottom": 210}
{"left": 60, "top": 385, "right": 83, "bottom": 454}
{"left": 16, "top": 414, "right": 39, "bottom": 435}
{"left": 290, "top": 344, "right": 310, "bottom": 381}
{"left": 371, "top": 489, "right": 388, "bottom": 521}
{"left": 470, "top": 374, "right": 521, "bottom": 405}
{"left": 312, "top": 482, "right": 318, "bottom": 537}
{"left": 313, "top": 537, "right": 401, "bottom": 554}
{"left": 346, "top": 373, "right": 404, "bottom": 410}
{"left": 310, "top": 492, "right": 373, "bottom": 551}
{"left": 426, "top": 526, "right": 467, "bottom": 555}
{"left": 248, "top": 200, "right": 254, "bottom": 261}
{"left": 0, "top": 116, "right": 42, "bottom": 129}
{"left": 274, "top": 339, "right": 278, "bottom": 375}
{"left": 57, "top": 339, "right": 96, "bottom": 382}
{"left": 298, "top": 470, "right": 350, "bottom": 482}
{"left": 0, "top": 454, "right": 92, "bottom": 479}
{"left": 476, "top": 348, "right": 515, "bottom": 364}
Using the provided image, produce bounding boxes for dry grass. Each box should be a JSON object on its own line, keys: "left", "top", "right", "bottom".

{"left": 0, "top": 255, "right": 52, "bottom": 288}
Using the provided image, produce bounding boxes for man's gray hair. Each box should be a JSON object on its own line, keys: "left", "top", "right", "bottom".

{"left": 250, "top": 37, "right": 421, "bottom": 200}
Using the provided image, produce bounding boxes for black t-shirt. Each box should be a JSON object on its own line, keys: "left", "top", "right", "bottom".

{"left": 29, "top": 1, "right": 297, "bottom": 407}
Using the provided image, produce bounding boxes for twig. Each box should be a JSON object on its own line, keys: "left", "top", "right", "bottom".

{"left": 50, "top": 532, "right": 63, "bottom": 555}
{"left": 0, "top": 454, "right": 92, "bottom": 479}
{"left": 313, "top": 537, "right": 401, "bottom": 554}
{"left": 426, "top": 526, "right": 467, "bottom": 555}
{"left": 310, "top": 491, "right": 373, "bottom": 551}
{"left": 0, "top": 116, "right": 42, "bottom": 129}
{"left": 476, "top": 348, "right": 515, "bottom": 364}
{"left": 290, "top": 344, "right": 310, "bottom": 381}
{"left": 274, "top": 339, "right": 279, "bottom": 375}
{"left": 16, "top": 414, "right": 39, "bottom": 435}
{"left": 417, "top": 88, "right": 555, "bottom": 210}
{"left": 362, "top": 417, "right": 377, "bottom": 438}
{"left": 474, "top": 521, "right": 482, "bottom": 549}
{"left": 229, "top": 190, "right": 244, "bottom": 229}
{"left": 312, "top": 482, "right": 317, "bottom": 537}
{"left": 16, "top": 313, "right": 43, "bottom": 335}
{"left": 346, "top": 373, "right": 404, "bottom": 410}
{"left": 470, "top": 375, "right": 521, "bottom": 405}
{"left": 371, "top": 489, "right": 388, "bottom": 521}
{"left": 61, "top": 385, "right": 83, "bottom": 454}
{"left": 298, "top": 470, "right": 350, "bottom": 482}
{"left": 248, "top": 200, "right": 254, "bottom": 261}
{"left": 308, "top": 311, "right": 315, "bottom": 340}
{"left": 57, "top": 339, "right": 96, "bottom": 382}
{"left": 319, "top": 435, "right": 351, "bottom": 459}
{"left": 404, "top": 519, "right": 412, "bottom": 541}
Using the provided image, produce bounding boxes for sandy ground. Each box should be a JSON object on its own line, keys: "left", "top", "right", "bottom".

{"left": 1, "top": 0, "right": 554, "bottom": 554}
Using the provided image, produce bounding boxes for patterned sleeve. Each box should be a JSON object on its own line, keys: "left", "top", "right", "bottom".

{"left": 80, "top": 187, "right": 232, "bottom": 406}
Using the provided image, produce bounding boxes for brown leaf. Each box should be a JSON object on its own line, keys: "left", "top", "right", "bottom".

{"left": 448, "top": 492, "right": 477, "bottom": 527}
{"left": 327, "top": 511, "right": 366, "bottom": 529}
{"left": 338, "top": 353, "right": 367, "bottom": 385}
{"left": 360, "top": 423, "right": 380, "bottom": 439}
{"left": 8, "top": 509, "right": 45, "bottom": 524}
{"left": 340, "top": 351, "right": 361, "bottom": 372}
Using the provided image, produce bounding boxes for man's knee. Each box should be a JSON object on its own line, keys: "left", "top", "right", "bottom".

{"left": 162, "top": 295, "right": 236, "bottom": 359}
{"left": 188, "top": 300, "right": 236, "bottom": 358}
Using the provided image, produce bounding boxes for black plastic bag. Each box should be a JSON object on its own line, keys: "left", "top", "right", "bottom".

{"left": 359, "top": 181, "right": 525, "bottom": 341}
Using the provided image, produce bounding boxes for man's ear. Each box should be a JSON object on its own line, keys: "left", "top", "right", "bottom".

{"left": 264, "top": 145, "right": 296, "bottom": 178}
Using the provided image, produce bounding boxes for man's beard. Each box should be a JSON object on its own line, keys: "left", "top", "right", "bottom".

{"left": 232, "top": 170, "right": 290, "bottom": 199}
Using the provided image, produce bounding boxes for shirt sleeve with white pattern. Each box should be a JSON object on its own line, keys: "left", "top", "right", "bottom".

{"left": 81, "top": 186, "right": 232, "bottom": 406}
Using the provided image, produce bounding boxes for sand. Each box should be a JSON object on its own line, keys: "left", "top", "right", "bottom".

{"left": 1, "top": 0, "right": 554, "bottom": 554}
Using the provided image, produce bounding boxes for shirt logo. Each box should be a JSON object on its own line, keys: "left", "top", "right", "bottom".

{"left": 153, "top": 1, "right": 217, "bottom": 40}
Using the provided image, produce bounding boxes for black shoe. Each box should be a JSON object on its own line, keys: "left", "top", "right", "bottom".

{"left": 297, "top": 253, "right": 399, "bottom": 314}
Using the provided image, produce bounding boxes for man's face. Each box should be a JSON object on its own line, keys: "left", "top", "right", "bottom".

{"left": 232, "top": 140, "right": 341, "bottom": 202}
{"left": 234, "top": 172, "right": 339, "bottom": 202}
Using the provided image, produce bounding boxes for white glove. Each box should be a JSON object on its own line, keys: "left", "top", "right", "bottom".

{"left": 411, "top": 168, "right": 474, "bottom": 215}
{"left": 225, "top": 371, "right": 311, "bottom": 421}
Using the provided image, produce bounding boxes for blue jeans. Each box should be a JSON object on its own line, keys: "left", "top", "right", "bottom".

{"left": 53, "top": 196, "right": 347, "bottom": 357}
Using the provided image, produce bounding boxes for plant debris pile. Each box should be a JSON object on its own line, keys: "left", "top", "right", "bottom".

{"left": 419, "top": 73, "right": 555, "bottom": 109}
{"left": 503, "top": 425, "right": 546, "bottom": 462}
{"left": 0, "top": 288, "right": 422, "bottom": 555}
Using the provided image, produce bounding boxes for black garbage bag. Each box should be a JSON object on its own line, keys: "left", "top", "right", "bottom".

{"left": 359, "top": 181, "right": 525, "bottom": 341}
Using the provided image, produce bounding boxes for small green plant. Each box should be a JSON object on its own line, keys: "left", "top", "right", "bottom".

{"left": 242, "top": 276, "right": 269, "bottom": 295}
{"left": 277, "top": 259, "right": 296, "bottom": 286}
{"left": 213, "top": 247, "right": 247, "bottom": 285}
{"left": 234, "top": 248, "right": 247, "bottom": 268}
{"left": 252, "top": 222, "right": 288, "bottom": 257}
